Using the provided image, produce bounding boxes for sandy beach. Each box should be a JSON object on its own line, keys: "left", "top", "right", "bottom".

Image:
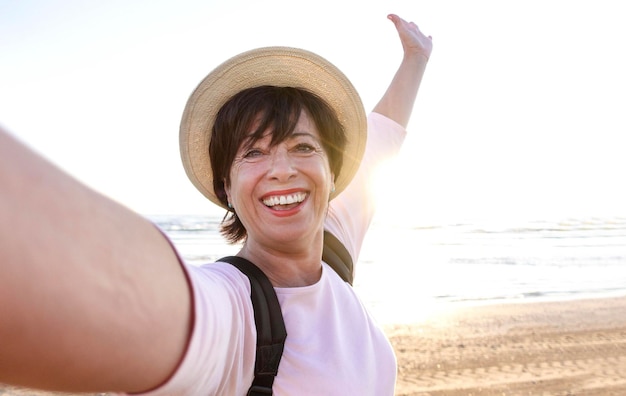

{"left": 3, "top": 296, "right": 626, "bottom": 396}
{"left": 388, "top": 296, "right": 626, "bottom": 395}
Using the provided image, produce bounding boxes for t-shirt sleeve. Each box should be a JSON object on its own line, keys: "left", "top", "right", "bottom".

{"left": 127, "top": 262, "right": 257, "bottom": 396}
{"left": 325, "top": 112, "right": 407, "bottom": 264}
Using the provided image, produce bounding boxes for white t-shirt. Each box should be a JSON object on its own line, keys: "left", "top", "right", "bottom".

{"left": 134, "top": 113, "right": 406, "bottom": 396}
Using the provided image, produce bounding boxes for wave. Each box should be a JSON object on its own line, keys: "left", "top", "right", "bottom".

{"left": 149, "top": 213, "right": 626, "bottom": 320}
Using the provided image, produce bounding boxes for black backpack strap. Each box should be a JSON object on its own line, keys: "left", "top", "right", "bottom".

{"left": 322, "top": 230, "right": 354, "bottom": 285}
{"left": 219, "top": 256, "right": 287, "bottom": 396}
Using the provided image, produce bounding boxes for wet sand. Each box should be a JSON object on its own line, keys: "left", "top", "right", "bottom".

{"left": 3, "top": 296, "right": 626, "bottom": 395}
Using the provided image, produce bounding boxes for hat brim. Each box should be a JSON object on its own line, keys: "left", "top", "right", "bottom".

{"left": 180, "top": 46, "right": 367, "bottom": 209}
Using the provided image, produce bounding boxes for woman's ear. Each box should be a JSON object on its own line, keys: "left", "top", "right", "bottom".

{"left": 224, "top": 180, "right": 233, "bottom": 209}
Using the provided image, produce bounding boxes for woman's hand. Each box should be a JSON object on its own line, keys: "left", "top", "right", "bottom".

{"left": 388, "top": 14, "right": 433, "bottom": 61}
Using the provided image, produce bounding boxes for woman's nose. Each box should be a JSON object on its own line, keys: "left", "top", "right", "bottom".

{"left": 267, "top": 149, "right": 297, "bottom": 181}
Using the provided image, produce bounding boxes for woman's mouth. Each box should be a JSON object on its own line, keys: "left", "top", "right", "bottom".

{"left": 262, "top": 192, "right": 308, "bottom": 210}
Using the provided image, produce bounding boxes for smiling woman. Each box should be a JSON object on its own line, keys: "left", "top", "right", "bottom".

{"left": 0, "top": 13, "right": 432, "bottom": 396}
{"left": 226, "top": 109, "right": 335, "bottom": 265}
{"left": 206, "top": 86, "right": 345, "bottom": 246}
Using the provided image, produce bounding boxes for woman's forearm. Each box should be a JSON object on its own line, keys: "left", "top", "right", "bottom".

{"left": 373, "top": 52, "right": 429, "bottom": 128}
{"left": 0, "top": 128, "right": 191, "bottom": 393}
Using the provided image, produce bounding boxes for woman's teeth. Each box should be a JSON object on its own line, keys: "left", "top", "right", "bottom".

{"left": 263, "top": 192, "right": 306, "bottom": 207}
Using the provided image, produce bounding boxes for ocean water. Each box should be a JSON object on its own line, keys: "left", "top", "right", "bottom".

{"left": 150, "top": 214, "right": 626, "bottom": 324}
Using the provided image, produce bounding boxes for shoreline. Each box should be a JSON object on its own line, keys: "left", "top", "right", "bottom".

{"left": 3, "top": 296, "right": 626, "bottom": 395}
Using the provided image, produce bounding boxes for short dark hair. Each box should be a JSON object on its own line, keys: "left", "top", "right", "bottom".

{"left": 209, "top": 85, "right": 347, "bottom": 244}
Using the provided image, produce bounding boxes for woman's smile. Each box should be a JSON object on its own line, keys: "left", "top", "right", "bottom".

{"left": 262, "top": 191, "right": 308, "bottom": 210}
{"left": 259, "top": 190, "right": 310, "bottom": 219}
{"left": 226, "top": 110, "right": 333, "bottom": 243}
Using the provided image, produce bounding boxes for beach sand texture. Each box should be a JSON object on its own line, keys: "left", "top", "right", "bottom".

{"left": 2, "top": 297, "right": 626, "bottom": 396}
{"left": 389, "top": 296, "right": 626, "bottom": 395}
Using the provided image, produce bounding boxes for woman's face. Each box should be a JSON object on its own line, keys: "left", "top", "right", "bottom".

{"left": 225, "top": 110, "right": 334, "bottom": 248}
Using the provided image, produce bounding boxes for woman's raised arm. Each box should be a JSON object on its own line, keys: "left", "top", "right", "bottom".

{"left": 373, "top": 14, "right": 433, "bottom": 128}
{"left": 0, "top": 127, "right": 192, "bottom": 393}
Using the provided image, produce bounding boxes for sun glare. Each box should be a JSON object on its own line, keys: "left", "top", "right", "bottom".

{"left": 369, "top": 155, "right": 438, "bottom": 226}
{"left": 369, "top": 158, "right": 403, "bottom": 221}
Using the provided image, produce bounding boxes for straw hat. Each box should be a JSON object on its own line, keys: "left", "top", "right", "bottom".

{"left": 179, "top": 46, "right": 367, "bottom": 209}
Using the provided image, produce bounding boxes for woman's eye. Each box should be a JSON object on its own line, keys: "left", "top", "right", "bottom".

{"left": 243, "top": 149, "right": 263, "bottom": 158}
{"left": 294, "top": 143, "right": 315, "bottom": 153}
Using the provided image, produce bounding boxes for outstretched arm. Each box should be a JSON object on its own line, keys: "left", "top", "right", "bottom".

{"left": 327, "top": 15, "right": 433, "bottom": 258}
{"left": 0, "top": 128, "right": 191, "bottom": 393}
{"left": 373, "top": 14, "right": 433, "bottom": 128}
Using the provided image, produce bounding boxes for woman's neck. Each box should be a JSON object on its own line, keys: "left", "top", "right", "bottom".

{"left": 237, "top": 234, "right": 324, "bottom": 287}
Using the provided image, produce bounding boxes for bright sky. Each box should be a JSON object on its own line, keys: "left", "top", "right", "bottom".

{"left": 2, "top": 0, "right": 625, "bottom": 225}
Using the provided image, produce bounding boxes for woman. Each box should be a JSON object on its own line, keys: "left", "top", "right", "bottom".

{"left": 0, "top": 14, "right": 432, "bottom": 395}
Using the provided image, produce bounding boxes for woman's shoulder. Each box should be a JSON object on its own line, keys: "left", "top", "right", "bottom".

{"left": 188, "top": 260, "right": 252, "bottom": 292}
{"left": 367, "top": 112, "right": 407, "bottom": 145}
